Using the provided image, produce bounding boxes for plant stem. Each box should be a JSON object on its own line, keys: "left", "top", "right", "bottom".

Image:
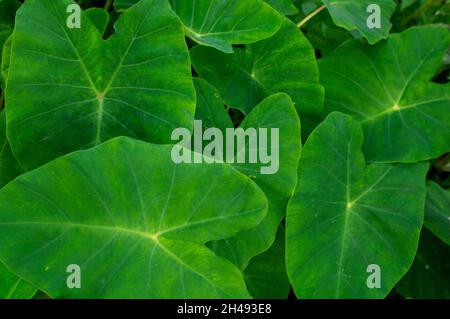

{"left": 297, "top": 5, "right": 326, "bottom": 28}
{"left": 104, "top": 0, "right": 113, "bottom": 11}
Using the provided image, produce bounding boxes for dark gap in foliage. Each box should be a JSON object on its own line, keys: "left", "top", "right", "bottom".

{"left": 315, "top": 49, "right": 322, "bottom": 59}
{"left": 185, "top": 37, "right": 198, "bottom": 50}
{"left": 191, "top": 67, "right": 198, "bottom": 77}
{"left": 228, "top": 108, "right": 246, "bottom": 128}
{"left": 103, "top": 10, "right": 120, "bottom": 40}
{"left": 432, "top": 65, "right": 450, "bottom": 84}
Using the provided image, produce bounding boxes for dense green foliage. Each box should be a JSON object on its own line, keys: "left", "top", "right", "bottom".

{"left": 0, "top": 0, "right": 448, "bottom": 299}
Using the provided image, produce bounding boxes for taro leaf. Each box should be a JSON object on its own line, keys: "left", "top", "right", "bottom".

{"left": 191, "top": 19, "right": 324, "bottom": 135}
{"left": 0, "top": 0, "right": 20, "bottom": 89}
{"left": 0, "top": 262, "right": 36, "bottom": 299}
{"left": 0, "top": 137, "right": 267, "bottom": 298}
{"left": 319, "top": 27, "right": 450, "bottom": 163}
{"left": 84, "top": 7, "right": 109, "bottom": 36}
{"left": 243, "top": 225, "right": 290, "bottom": 299}
{"left": 424, "top": 181, "right": 450, "bottom": 245}
{"left": 169, "top": 0, "right": 283, "bottom": 53}
{"left": 194, "top": 78, "right": 233, "bottom": 132}
{"left": 265, "top": 0, "right": 298, "bottom": 16}
{"left": 6, "top": 0, "right": 196, "bottom": 170}
{"left": 397, "top": 228, "right": 450, "bottom": 298}
{"left": 0, "top": 111, "right": 22, "bottom": 188}
{"left": 286, "top": 112, "right": 428, "bottom": 298}
{"left": 322, "top": 0, "right": 396, "bottom": 44}
{"left": 202, "top": 93, "right": 301, "bottom": 269}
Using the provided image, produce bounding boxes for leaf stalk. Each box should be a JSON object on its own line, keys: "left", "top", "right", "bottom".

{"left": 297, "top": 5, "right": 326, "bottom": 28}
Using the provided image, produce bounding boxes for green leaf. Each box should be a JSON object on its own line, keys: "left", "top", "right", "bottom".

{"left": 203, "top": 93, "right": 301, "bottom": 269}
{"left": 84, "top": 7, "right": 109, "bottom": 36}
{"left": 397, "top": 228, "right": 450, "bottom": 299}
{"left": 319, "top": 27, "right": 450, "bottom": 163}
{"left": 243, "top": 225, "right": 291, "bottom": 299}
{"left": 114, "top": 0, "right": 139, "bottom": 11}
{"left": 265, "top": 0, "right": 298, "bottom": 16}
{"left": 322, "top": 0, "right": 396, "bottom": 44}
{"left": 0, "top": 111, "right": 33, "bottom": 300}
{"left": 169, "top": 0, "right": 283, "bottom": 53}
{"left": 286, "top": 112, "right": 428, "bottom": 298}
{"left": 0, "top": 137, "right": 268, "bottom": 298}
{"left": 0, "top": 262, "right": 36, "bottom": 299}
{"left": 424, "top": 181, "right": 450, "bottom": 245}
{"left": 298, "top": 3, "right": 352, "bottom": 57}
{"left": 194, "top": 78, "right": 233, "bottom": 132}
{"left": 0, "top": 0, "right": 20, "bottom": 89}
{"left": 6, "top": 0, "right": 196, "bottom": 170}
{"left": 1, "top": 33, "right": 12, "bottom": 85}
{"left": 191, "top": 19, "right": 324, "bottom": 135}
{"left": 0, "top": 110, "right": 22, "bottom": 188}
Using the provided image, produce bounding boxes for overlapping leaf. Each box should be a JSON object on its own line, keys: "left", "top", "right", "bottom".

{"left": 0, "top": 110, "right": 36, "bottom": 300}
{"left": 320, "top": 27, "right": 450, "bottom": 162}
{"left": 6, "top": 0, "right": 195, "bottom": 170}
{"left": 169, "top": 0, "right": 283, "bottom": 53}
{"left": 322, "top": 0, "right": 396, "bottom": 44}
{"left": 0, "top": 0, "right": 19, "bottom": 88}
{"left": 0, "top": 137, "right": 268, "bottom": 298}
{"left": 286, "top": 112, "right": 428, "bottom": 298}
{"left": 397, "top": 229, "right": 450, "bottom": 298}
{"left": 191, "top": 19, "right": 324, "bottom": 135}
{"left": 243, "top": 226, "right": 290, "bottom": 299}
{"left": 84, "top": 7, "right": 109, "bottom": 36}
{"left": 424, "top": 182, "right": 450, "bottom": 245}
{"left": 0, "top": 111, "right": 22, "bottom": 188}
{"left": 194, "top": 92, "right": 301, "bottom": 269}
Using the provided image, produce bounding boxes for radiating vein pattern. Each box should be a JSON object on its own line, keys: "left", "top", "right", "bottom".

{"left": 6, "top": 0, "right": 195, "bottom": 169}
{"left": 0, "top": 138, "right": 267, "bottom": 298}
{"left": 286, "top": 112, "right": 428, "bottom": 298}
{"left": 319, "top": 27, "right": 450, "bottom": 162}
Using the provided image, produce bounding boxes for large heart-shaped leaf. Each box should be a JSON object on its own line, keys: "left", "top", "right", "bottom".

{"left": 169, "top": 0, "right": 283, "bottom": 53}
{"left": 0, "top": 0, "right": 19, "bottom": 88}
{"left": 424, "top": 181, "right": 450, "bottom": 245}
{"left": 322, "top": 0, "right": 396, "bottom": 44}
{"left": 6, "top": 0, "right": 196, "bottom": 170}
{"left": 286, "top": 112, "right": 428, "bottom": 298}
{"left": 191, "top": 19, "right": 324, "bottom": 135}
{"left": 0, "top": 137, "right": 267, "bottom": 298}
{"left": 243, "top": 225, "right": 290, "bottom": 299}
{"left": 397, "top": 229, "right": 450, "bottom": 298}
{"left": 0, "top": 262, "right": 36, "bottom": 299}
{"left": 319, "top": 27, "right": 450, "bottom": 162}
{"left": 195, "top": 93, "right": 301, "bottom": 269}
